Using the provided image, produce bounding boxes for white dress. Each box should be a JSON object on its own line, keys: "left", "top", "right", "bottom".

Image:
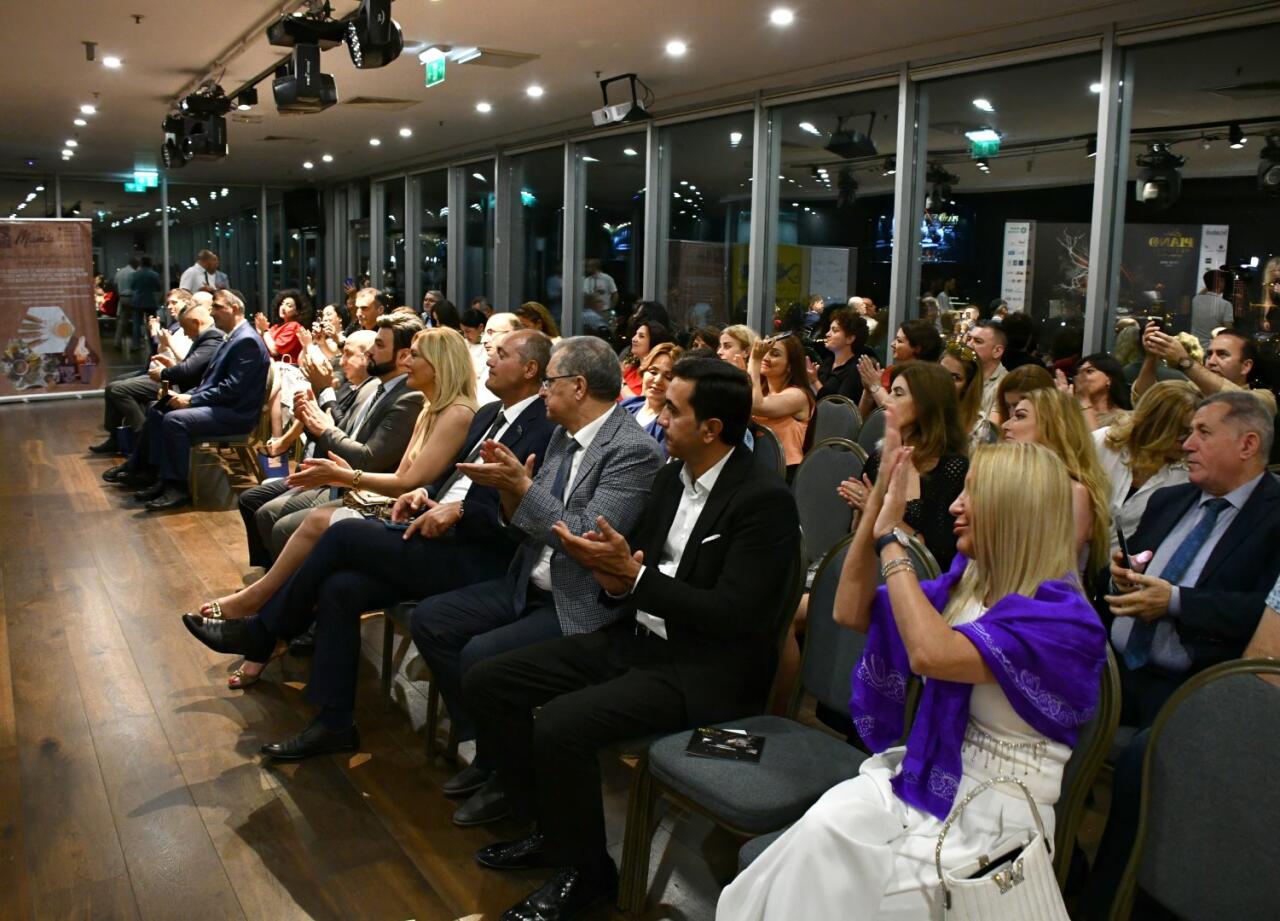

{"left": 717, "top": 600, "right": 1069, "bottom": 921}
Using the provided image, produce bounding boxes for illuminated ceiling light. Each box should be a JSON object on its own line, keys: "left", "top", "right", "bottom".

{"left": 729, "top": 131, "right": 743, "bottom": 147}
{"left": 65, "top": 139, "right": 78, "bottom": 148}
{"left": 769, "top": 7, "right": 795, "bottom": 26}
{"left": 623, "top": 147, "right": 638, "bottom": 156}
{"left": 399, "top": 127, "right": 413, "bottom": 138}
{"left": 220, "top": 188, "right": 229, "bottom": 196}
{"left": 580, "top": 156, "right": 598, "bottom": 163}
{"left": 964, "top": 128, "right": 1001, "bottom": 143}
{"left": 74, "top": 117, "right": 87, "bottom": 126}
{"left": 1229, "top": 123, "right": 1247, "bottom": 149}
{"left": 80, "top": 103, "right": 96, "bottom": 114}
{"left": 24, "top": 193, "right": 36, "bottom": 202}
{"left": 526, "top": 85, "right": 544, "bottom": 99}
{"left": 35, "top": 185, "right": 44, "bottom": 191}
{"left": 102, "top": 55, "right": 122, "bottom": 69}
{"left": 472, "top": 171, "right": 487, "bottom": 181}
{"left": 321, "top": 153, "right": 333, "bottom": 162}
{"left": 1089, "top": 82, "right": 1103, "bottom": 94}
{"left": 798, "top": 121, "right": 820, "bottom": 135}
{"left": 369, "top": 137, "right": 382, "bottom": 146}
{"left": 665, "top": 39, "right": 687, "bottom": 57}
{"left": 61, "top": 148, "right": 73, "bottom": 157}
{"left": 972, "top": 98, "right": 994, "bottom": 113}
{"left": 1086, "top": 136, "right": 1097, "bottom": 158}
{"left": 303, "top": 160, "right": 314, "bottom": 169}
{"left": 475, "top": 101, "right": 492, "bottom": 113}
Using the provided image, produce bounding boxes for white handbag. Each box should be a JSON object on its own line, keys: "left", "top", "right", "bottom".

{"left": 934, "top": 775, "right": 1070, "bottom": 921}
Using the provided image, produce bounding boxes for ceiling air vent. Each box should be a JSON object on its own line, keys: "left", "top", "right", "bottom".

{"left": 343, "top": 96, "right": 420, "bottom": 111}
{"left": 1206, "top": 80, "right": 1280, "bottom": 101}
{"left": 261, "top": 135, "right": 319, "bottom": 144}
{"left": 469, "top": 48, "right": 539, "bottom": 68}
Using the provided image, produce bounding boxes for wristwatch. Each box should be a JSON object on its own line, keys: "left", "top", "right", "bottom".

{"left": 875, "top": 527, "right": 911, "bottom": 555}
{"left": 1177, "top": 356, "right": 1194, "bottom": 370}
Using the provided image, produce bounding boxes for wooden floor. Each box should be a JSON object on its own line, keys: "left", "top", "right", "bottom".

{"left": 0, "top": 398, "right": 730, "bottom": 921}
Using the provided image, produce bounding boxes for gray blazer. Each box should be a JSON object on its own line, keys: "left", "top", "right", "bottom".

{"left": 312, "top": 377, "right": 424, "bottom": 472}
{"left": 509, "top": 403, "right": 664, "bottom": 635}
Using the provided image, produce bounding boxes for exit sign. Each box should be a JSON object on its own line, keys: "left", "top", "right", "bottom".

{"left": 971, "top": 138, "right": 1000, "bottom": 158}
{"left": 424, "top": 53, "right": 446, "bottom": 87}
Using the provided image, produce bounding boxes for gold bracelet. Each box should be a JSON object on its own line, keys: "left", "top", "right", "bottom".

{"left": 880, "top": 558, "right": 917, "bottom": 580}
{"left": 352, "top": 469, "right": 364, "bottom": 488}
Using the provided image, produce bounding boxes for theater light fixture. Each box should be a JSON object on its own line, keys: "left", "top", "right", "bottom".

{"left": 344, "top": 0, "right": 404, "bottom": 69}
{"left": 1258, "top": 136, "right": 1280, "bottom": 197}
{"left": 1135, "top": 142, "right": 1184, "bottom": 209}
{"left": 1229, "top": 123, "right": 1247, "bottom": 149}
{"left": 235, "top": 88, "right": 259, "bottom": 110}
{"left": 273, "top": 44, "right": 338, "bottom": 114}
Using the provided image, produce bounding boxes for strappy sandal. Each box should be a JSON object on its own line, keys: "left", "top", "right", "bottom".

{"left": 227, "top": 640, "right": 287, "bottom": 690}
{"left": 198, "top": 600, "right": 224, "bottom": 619}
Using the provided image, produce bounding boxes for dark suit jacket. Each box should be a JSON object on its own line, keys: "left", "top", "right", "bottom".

{"left": 161, "top": 327, "right": 224, "bottom": 391}
{"left": 1128, "top": 472, "right": 1280, "bottom": 671}
{"left": 428, "top": 397, "right": 556, "bottom": 563}
{"left": 187, "top": 320, "right": 270, "bottom": 421}
{"left": 312, "top": 376, "right": 424, "bottom": 472}
{"left": 608, "top": 444, "right": 802, "bottom": 722}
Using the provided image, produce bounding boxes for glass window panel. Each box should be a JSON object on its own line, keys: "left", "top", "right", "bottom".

{"left": 661, "top": 111, "right": 754, "bottom": 338}
{"left": 381, "top": 177, "right": 405, "bottom": 305}
{"left": 508, "top": 147, "right": 564, "bottom": 311}
{"left": 463, "top": 161, "right": 495, "bottom": 309}
{"left": 577, "top": 133, "right": 646, "bottom": 338}
{"left": 417, "top": 169, "right": 448, "bottom": 303}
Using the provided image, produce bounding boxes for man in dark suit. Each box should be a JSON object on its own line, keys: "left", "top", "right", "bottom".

{"left": 463, "top": 357, "right": 802, "bottom": 921}
{"left": 410, "top": 336, "right": 664, "bottom": 826}
{"left": 178, "top": 330, "right": 559, "bottom": 758}
{"left": 235, "top": 316, "right": 424, "bottom": 567}
{"left": 93, "top": 290, "right": 224, "bottom": 453}
{"left": 1082, "top": 390, "right": 1280, "bottom": 919}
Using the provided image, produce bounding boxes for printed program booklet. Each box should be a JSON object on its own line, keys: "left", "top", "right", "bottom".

{"left": 685, "top": 726, "right": 766, "bottom": 762}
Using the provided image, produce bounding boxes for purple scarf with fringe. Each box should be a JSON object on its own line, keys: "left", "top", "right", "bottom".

{"left": 849, "top": 552, "right": 1106, "bottom": 820}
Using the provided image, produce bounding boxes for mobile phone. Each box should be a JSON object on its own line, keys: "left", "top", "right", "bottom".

{"left": 1145, "top": 316, "right": 1167, "bottom": 332}
{"left": 383, "top": 519, "right": 411, "bottom": 531}
{"left": 1115, "top": 523, "right": 1132, "bottom": 571}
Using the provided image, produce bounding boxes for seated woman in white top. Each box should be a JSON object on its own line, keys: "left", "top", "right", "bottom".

{"left": 1093, "top": 380, "right": 1197, "bottom": 553}
{"left": 719, "top": 440, "right": 1106, "bottom": 921}
{"left": 621, "top": 341, "right": 682, "bottom": 455}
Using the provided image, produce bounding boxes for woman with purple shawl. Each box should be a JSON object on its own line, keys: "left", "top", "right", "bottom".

{"left": 719, "top": 440, "right": 1107, "bottom": 920}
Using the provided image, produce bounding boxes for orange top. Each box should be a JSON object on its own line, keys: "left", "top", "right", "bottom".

{"left": 754, "top": 410, "right": 809, "bottom": 467}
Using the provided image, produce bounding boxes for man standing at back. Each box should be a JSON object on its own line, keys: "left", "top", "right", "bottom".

{"left": 129, "top": 256, "right": 164, "bottom": 353}
{"left": 179, "top": 249, "right": 225, "bottom": 293}
{"left": 966, "top": 320, "right": 1007, "bottom": 421}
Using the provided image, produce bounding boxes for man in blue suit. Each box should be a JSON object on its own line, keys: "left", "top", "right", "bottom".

{"left": 131, "top": 288, "right": 271, "bottom": 511}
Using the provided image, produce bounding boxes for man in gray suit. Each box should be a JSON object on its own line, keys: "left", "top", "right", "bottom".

{"left": 236, "top": 313, "right": 425, "bottom": 568}
{"left": 413, "top": 336, "right": 664, "bottom": 825}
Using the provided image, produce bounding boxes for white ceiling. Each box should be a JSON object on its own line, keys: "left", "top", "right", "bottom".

{"left": 0, "top": 0, "right": 1259, "bottom": 193}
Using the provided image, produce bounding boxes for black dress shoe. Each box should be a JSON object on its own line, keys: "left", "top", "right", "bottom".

{"left": 288, "top": 624, "right": 316, "bottom": 657}
{"left": 443, "top": 763, "right": 493, "bottom": 798}
{"left": 182, "top": 613, "right": 260, "bottom": 656}
{"left": 117, "top": 469, "right": 157, "bottom": 488}
{"left": 452, "top": 776, "right": 510, "bottom": 827}
{"left": 500, "top": 867, "right": 617, "bottom": 921}
{"left": 89, "top": 437, "right": 120, "bottom": 454}
{"left": 133, "top": 481, "right": 166, "bottom": 502}
{"left": 260, "top": 720, "right": 360, "bottom": 761}
{"left": 102, "top": 463, "right": 130, "bottom": 483}
{"left": 145, "top": 487, "right": 191, "bottom": 512}
{"left": 476, "top": 832, "right": 550, "bottom": 871}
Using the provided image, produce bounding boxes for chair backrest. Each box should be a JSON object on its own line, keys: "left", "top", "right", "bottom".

{"left": 1114, "top": 659, "right": 1280, "bottom": 921}
{"left": 792, "top": 439, "right": 867, "bottom": 567}
{"left": 1054, "top": 644, "right": 1120, "bottom": 886}
{"left": 902, "top": 533, "right": 942, "bottom": 580}
{"left": 749, "top": 422, "right": 786, "bottom": 479}
{"left": 812, "top": 395, "right": 862, "bottom": 445}
{"left": 251, "top": 361, "right": 277, "bottom": 446}
{"left": 856, "top": 408, "right": 886, "bottom": 454}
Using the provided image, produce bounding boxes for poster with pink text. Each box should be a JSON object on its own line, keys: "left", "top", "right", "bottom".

{"left": 0, "top": 219, "right": 102, "bottom": 398}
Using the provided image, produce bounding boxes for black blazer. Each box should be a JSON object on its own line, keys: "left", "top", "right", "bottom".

{"left": 608, "top": 444, "right": 802, "bottom": 723}
{"left": 312, "top": 376, "right": 425, "bottom": 472}
{"left": 431, "top": 397, "right": 556, "bottom": 561}
{"left": 1128, "top": 472, "right": 1280, "bottom": 671}
{"left": 161, "top": 327, "right": 224, "bottom": 391}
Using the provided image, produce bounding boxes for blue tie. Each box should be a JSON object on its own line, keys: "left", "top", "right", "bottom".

{"left": 512, "top": 438, "right": 579, "bottom": 609}
{"left": 1123, "top": 497, "right": 1232, "bottom": 669}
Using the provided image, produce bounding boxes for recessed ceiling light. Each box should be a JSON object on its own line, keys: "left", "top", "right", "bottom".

{"left": 964, "top": 128, "right": 1001, "bottom": 143}
{"left": 729, "top": 131, "right": 743, "bottom": 147}
{"left": 399, "top": 127, "right": 413, "bottom": 138}
{"left": 369, "top": 137, "right": 382, "bottom": 146}
{"left": 1089, "top": 82, "right": 1103, "bottom": 93}
{"left": 581, "top": 156, "right": 599, "bottom": 163}
{"left": 665, "top": 39, "right": 688, "bottom": 57}
{"left": 526, "top": 85, "right": 544, "bottom": 99}
{"left": 972, "top": 98, "right": 994, "bottom": 113}
{"left": 80, "top": 104, "right": 96, "bottom": 115}
{"left": 322, "top": 153, "right": 333, "bottom": 163}
{"left": 35, "top": 185, "right": 44, "bottom": 191}
{"left": 475, "top": 101, "right": 492, "bottom": 113}
{"left": 472, "top": 172, "right": 487, "bottom": 181}
{"left": 770, "top": 8, "right": 795, "bottom": 26}
{"left": 65, "top": 139, "right": 78, "bottom": 148}
{"left": 25, "top": 193, "right": 36, "bottom": 202}
{"left": 798, "top": 121, "right": 820, "bottom": 135}
{"left": 74, "top": 118, "right": 87, "bottom": 127}
{"left": 61, "top": 148, "right": 73, "bottom": 157}
{"left": 102, "top": 55, "right": 122, "bottom": 69}
{"left": 623, "top": 147, "right": 638, "bottom": 156}
{"left": 303, "top": 161, "right": 314, "bottom": 169}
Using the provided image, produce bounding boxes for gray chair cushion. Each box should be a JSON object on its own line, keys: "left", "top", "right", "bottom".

{"left": 856, "top": 409, "right": 886, "bottom": 454}
{"left": 1108, "top": 724, "right": 1138, "bottom": 764}
{"left": 812, "top": 397, "right": 861, "bottom": 444}
{"left": 738, "top": 826, "right": 788, "bottom": 872}
{"left": 792, "top": 441, "right": 863, "bottom": 567}
{"left": 647, "top": 715, "right": 866, "bottom": 834}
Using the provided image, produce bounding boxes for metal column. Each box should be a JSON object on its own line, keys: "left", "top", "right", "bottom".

{"left": 446, "top": 167, "right": 465, "bottom": 307}
{"left": 746, "top": 95, "right": 779, "bottom": 335}
{"left": 160, "top": 176, "right": 170, "bottom": 289}
{"left": 887, "top": 66, "right": 927, "bottom": 339}
{"left": 641, "top": 122, "right": 662, "bottom": 303}
{"left": 404, "top": 174, "right": 421, "bottom": 312}
{"left": 561, "top": 143, "right": 582, "bottom": 335}
{"left": 492, "top": 153, "right": 515, "bottom": 310}
{"left": 258, "top": 185, "right": 269, "bottom": 315}
{"left": 369, "top": 181, "right": 384, "bottom": 291}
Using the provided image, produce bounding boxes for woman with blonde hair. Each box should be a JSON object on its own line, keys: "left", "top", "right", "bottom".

{"left": 1094, "top": 380, "right": 1198, "bottom": 551}
{"left": 190, "top": 326, "right": 478, "bottom": 686}
{"left": 717, "top": 323, "right": 758, "bottom": 370}
{"left": 1002, "top": 387, "right": 1112, "bottom": 582}
{"left": 721, "top": 442, "right": 1106, "bottom": 920}
{"left": 940, "top": 340, "right": 990, "bottom": 450}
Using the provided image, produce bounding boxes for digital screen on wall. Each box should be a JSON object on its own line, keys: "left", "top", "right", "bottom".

{"left": 871, "top": 206, "right": 973, "bottom": 263}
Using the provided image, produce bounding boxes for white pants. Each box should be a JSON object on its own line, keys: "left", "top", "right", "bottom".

{"left": 717, "top": 749, "right": 1054, "bottom": 921}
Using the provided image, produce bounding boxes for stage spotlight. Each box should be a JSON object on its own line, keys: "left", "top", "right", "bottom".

{"left": 1259, "top": 136, "right": 1280, "bottom": 197}
{"left": 178, "top": 84, "right": 232, "bottom": 118}
{"left": 1135, "top": 142, "right": 1184, "bottom": 209}
{"left": 344, "top": 0, "right": 403, "bottom": 69}
{"left": 925, "top": 164, "right": 958, "bottom": 210}
{"left": 273, "top": 43, "right": 338, "bottom": 114}
{"left": 1229, "top": 123, "right": 1247, "bottom": 149}
{"left": 825, "top": 113, "right": 877, "bottom": 159}
{"left": 236, "top": 88, "right": 259, "bottom": 110}
{"left": 836, "top": 167, "right": 859, "bottom": 209}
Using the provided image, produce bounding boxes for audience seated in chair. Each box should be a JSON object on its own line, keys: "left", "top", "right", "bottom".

{"left": 621, "top": 341, "right": 682, "bottom": 455}
{"left": 721, "top": 441, "right": 1105, "bottom": 920}
{"left": 460, "top": 356, "right": 801, "bottom": 921}
{"left": 103, "top": 288, "right": 270, "bottom": 512}
{"left": 1080, "top": 391, "right": 1280, "bottom": 918}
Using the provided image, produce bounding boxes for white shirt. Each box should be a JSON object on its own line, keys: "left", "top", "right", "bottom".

{"left": 632, "top": 449, "right": 734, "bottom": 639}
{"left": 1092, "top": 426, "right": 1189, "bottom": 554}
{"left": 179, "top": 263, "right": 215, "bottom": 293}
{"left": 1189, "top": 292, "right": 1232, "bottom": 348}
{"left": 440, "top": 394, "right": 541, "bottom": 504}
{"left": 634, "top": 403, "right": 659, "bottom": 429}
{"left": 583, "top": 271, "right": 617, "bottom": 297}
{"left": 529, "top": 406, "right": 615, "bottom": 591}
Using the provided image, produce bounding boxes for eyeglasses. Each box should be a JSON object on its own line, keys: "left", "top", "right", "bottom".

{"left": 945, "top": 341, "right": 977, "bottom": 362}
{"left": 539, "top": 373, "right": 582, "bottom": 391}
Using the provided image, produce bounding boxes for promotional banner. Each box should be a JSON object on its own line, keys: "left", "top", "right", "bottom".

{"left": 1001, "top": 220, "right": 1035, "bottom": 312}
{"left": 0, "top": 219, "right": 102, "bottom": 398}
